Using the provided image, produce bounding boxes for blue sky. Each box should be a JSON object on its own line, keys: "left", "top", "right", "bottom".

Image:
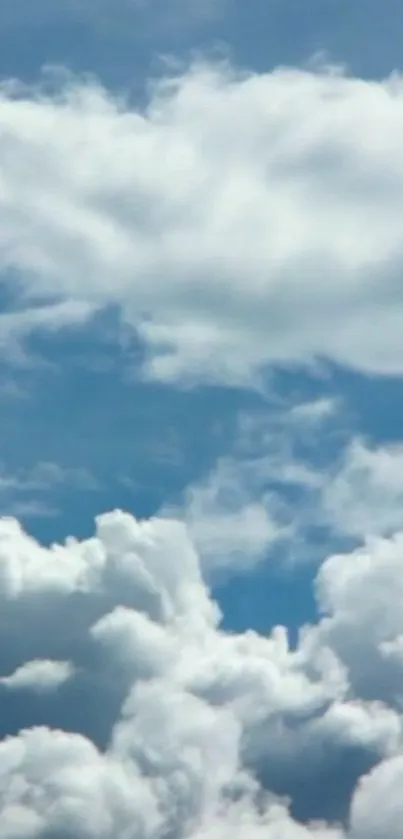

{"left": 2, "top": 0, "right": 403, "bottom": 84}
{"left": 1, "top": 2, "right": 403, "bottom": 838}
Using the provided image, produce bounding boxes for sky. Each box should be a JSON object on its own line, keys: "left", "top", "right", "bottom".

{"left": 2, "top": 1, "right": 403, "bottom": 837}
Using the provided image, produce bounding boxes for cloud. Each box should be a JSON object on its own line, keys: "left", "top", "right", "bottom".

{"left": 3, "top": 63, "right": 403, "bottom": 383}
{"left": 0, "top": 726, "right": 161, "bottom": 839}
{"left": 170, "top": 396, "right": 337, "bottom": 572}
{"left": 172, "top": 404, "right": 381, "bottom": 577}
{"left": 322, "top": 438, "right": 403, "bottom": 538}
{"left": 302, "top": 531, "right": 403, "bottom": 707}
{"left": 193, "top": 403, "right": 403, "bottom": 562}
{"left": 350, "top": 753, "right": 403, "bottom": 839}
{"left": 0, "top": 659, "right": 74, "bottom": 692}
{"left": 0, "top": 508, "right": 403, "bottom": 835}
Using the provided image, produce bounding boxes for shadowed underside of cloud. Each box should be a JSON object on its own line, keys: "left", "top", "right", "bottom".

{"left": 0, "top": 509, "right": 402, "bottom": 836}
{"left": 2, "top": 62, "right": 403, "bottom": 383}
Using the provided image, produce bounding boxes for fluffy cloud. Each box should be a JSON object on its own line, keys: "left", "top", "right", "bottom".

{"left": 350, "top": 753, "right": 403, "bottom": 839}
{"left": 0, "top": 659, "right": 74, "bottom": 693}
{"left": 3, "top": 63, "right": 403, "bottom": 382}
{"left": 0, "top": 726, "right": 161, "bottom": 839}
{"left": 302, "top": 531, "right": 403, "bottom": 707}
{"left": 0, "top": 508, "right": 403, "bottom": 836}
{"left": 322, "top": 439, "right": 403, "bottom": 538}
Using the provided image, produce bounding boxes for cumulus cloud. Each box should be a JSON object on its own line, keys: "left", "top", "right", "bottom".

{"left": 0, "top": 508, "right": 402, "bottom": 835}
{"left": 322, "top": 438, "right": 403, "bottom": 538}
{"left": 3, "top": 63, "right": 403, "bottom": 383}
{"left": 350, "top": 753, "right": 403, "bottom": 839}
{"left": 0, "top": 726, "right": 161, "bottom": 839}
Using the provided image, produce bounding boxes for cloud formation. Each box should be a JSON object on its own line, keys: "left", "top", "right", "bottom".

{"left": 3, "top": 63, "right": 403, "bottom": 383}
{"left": 0, "top": 508, "right": 403, "bottom": 836}
{"left": 322, "top": 439, "right": 403, "bottom": 538}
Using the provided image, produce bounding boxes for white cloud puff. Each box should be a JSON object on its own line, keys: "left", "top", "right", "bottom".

{"left": 350, "top": 753, "right": 403, "bottom": 839}
{"left": 0, "top": 659, "right": 74, "bottom": 692}
{"left": 321, "top": 439, "right": 403, "bottom": 538}
{"left": 303, "top": 531, "right": 403, "bottom": 707}
{"left": 0, "top": 726, "right": 161, "bottom": 839}
{"left": 3, "top": 63, "right": 403, "bottom": 382}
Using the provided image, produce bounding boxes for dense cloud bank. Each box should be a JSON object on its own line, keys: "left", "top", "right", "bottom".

{"left": 0, "top": 510, "right": 402, "bottom": 837}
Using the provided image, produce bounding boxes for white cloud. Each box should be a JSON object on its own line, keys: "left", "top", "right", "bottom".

{"left": 194, "top": 407, "right": 403, "bottom": 558}
{"left": 169, "top": 398, "right": 338, "bottom": 573}
{"left": 0, "top": 659, "right": 74, "bottom": 692}
{"left": 289, "top": 400, "right": 339, "bottom": 427}
{"left": 301, "top": 530, "right": 403, "bottom": 706}
{"left": 350, "top": 753, "right": 403, "bottom": 839}
{"left": 322, "top": 439, "right": 403, "bottom": 538}
{"left": 0, "top": 726, "right": 161, "bottom": 839}
{"left": 3, "top": 64, "right": 403, "bottom": 383}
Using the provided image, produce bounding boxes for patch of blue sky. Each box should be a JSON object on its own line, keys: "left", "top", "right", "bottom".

{"left": 0, "top": 0, "right": 402, "bottom": 90}
{"left": 0, "top": 303, "right": 380, "bottom": 639}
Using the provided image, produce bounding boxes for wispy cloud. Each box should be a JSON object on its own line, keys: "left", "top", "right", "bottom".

{"left": 166, "top": 392, "right": 403, "bottom": 573}
{"left": 164, "top": 396, "right": 340, "bottom": 572}
{"left": 0, "top": 460, "right": 99, "bottom": 519}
